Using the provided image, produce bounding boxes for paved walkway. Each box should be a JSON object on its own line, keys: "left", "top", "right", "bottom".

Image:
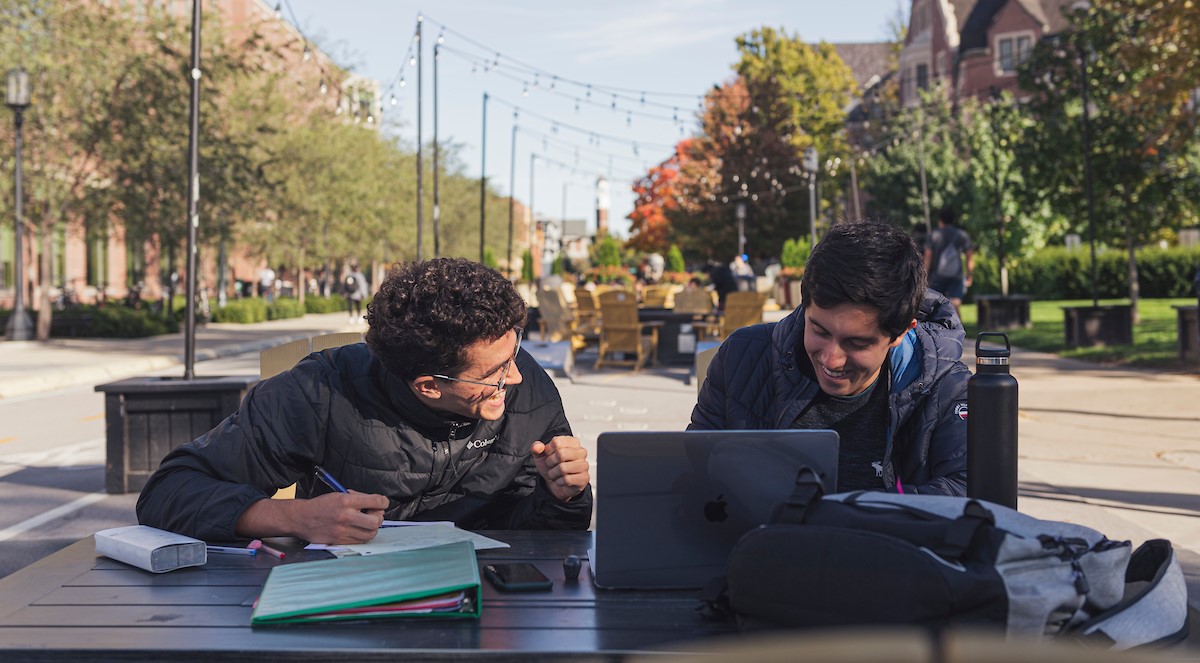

{"left": 1, "top": 311, "right": 1198, "bottom": 612}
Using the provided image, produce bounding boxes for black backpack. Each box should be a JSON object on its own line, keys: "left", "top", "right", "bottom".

{"left": 343, "top": 274, "right": 359, "bottom": 296}
{"left": 706, "top": 469, "right": 1189, "bottom": 650}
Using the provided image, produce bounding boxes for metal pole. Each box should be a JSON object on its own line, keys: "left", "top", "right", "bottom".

{"left": 5, "top": 106, "right": 32, "bottom": 341}
{"left": 1078, "top": 42, "right": 1099, "bottom": 308}
{"left": 432, "top": 43, "right": 440, "bottom": 258}
{"left": 415, "top": 17, "right": 423, "bottom": 261}
{"left": 808, "top": 176, "right": 817, "bottom": 252}
{"left": 917, "top": 107, "right": 932, "bottom": 236}
{"left": 479, "top": 92, "right": 487, "bottom": 263}
{"left": 849, "top": 158, "right": 862, "bottom": 220}
{"left": 992, "top": 92, "right": 1008, "bottom": 297}
{"left": 182, "top": 0, "right": 201, "bottom": 379}
{"left": 507, "top": 123, "right": 516, "bottom": 278}
{"left": 529, "top": 154, "right": 536, "bottom": 277}
{"left": 735, "top": 201, "right": 746, "bottom": 257}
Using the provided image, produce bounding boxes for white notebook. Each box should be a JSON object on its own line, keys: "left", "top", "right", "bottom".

{"left": 94, "top": 525, "right": 207, "bottom": 573}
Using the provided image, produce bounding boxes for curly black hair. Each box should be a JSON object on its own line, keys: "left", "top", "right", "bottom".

{"left": 800, "top": 220, "right": 927, "bottom": 339}
{"left": 365, "top": 258, "right": 527, "bottom": 380}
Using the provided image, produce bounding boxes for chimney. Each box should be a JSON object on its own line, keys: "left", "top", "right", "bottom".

{"left": 595, "top": 176, "right": 610, "bottom": 238}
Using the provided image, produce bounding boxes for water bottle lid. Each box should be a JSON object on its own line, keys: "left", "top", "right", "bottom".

{"left": 975, "top": 332, "right": 1011, "bottom": 360}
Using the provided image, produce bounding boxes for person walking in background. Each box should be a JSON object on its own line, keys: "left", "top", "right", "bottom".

{"left": 344, "top": 261, "right": 369, "bottom": 324}
{"left": 258, "top": 265, "right": 276, "bottom": 303}
{"left": 923, "top": 207, "right": 974, "bottom": 316}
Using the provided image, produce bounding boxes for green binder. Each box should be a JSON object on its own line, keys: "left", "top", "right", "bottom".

{"left": 251, "top": 540, "right": 481, "bottom": 625}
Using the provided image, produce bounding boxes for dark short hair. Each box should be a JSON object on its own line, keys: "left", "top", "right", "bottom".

{"left": 365, "top": 258, "right": 527, "bottom": 380}
{"left": 937, "top": 206, "right": 957, "bottom": 226}
{"left": 800, "top": 221, "right": 927, "bottom": 339}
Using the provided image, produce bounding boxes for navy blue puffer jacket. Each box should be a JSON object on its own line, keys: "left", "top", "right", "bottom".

{"left": 689, "top": 290, "right": 969, "bottom": 495}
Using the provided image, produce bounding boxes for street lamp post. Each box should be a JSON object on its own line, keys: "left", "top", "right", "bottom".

{"left": 991, "top": 88, "right": 1009, "bottom": 297}
{"left": 5, "top": 68, "right": 33, "bottom": 342}
{"left": 735, "top": 201, "right": 746, "bottom": 258}
{"left": 1076, "top": 19, "right": 1100, "bottom": 308}
{"left": 182, "top": 0, "right": 201, "bottom": 379}
{"left": 803, "top": 147, "right": 819, "bottom": 251}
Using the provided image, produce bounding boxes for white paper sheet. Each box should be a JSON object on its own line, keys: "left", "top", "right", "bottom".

{"left": 344, "top": 525, "right": 509, "bottom": 555}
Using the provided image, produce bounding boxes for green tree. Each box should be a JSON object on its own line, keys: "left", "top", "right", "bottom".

{"left": 664, "top": 27, "right": 858, "bottom": 262}
{"left": 1019, "top": 3, "right": 1200, "bottom": 318}
{"left": 666, "top": 244, "right": 686, "bottom": 273}
{"left": 0, "top": 1, "right": 134, "bottom": 339}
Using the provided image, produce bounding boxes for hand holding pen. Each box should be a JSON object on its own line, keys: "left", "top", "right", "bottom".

{"left": 298, "top": 465, "right": 388, "bottom": 545}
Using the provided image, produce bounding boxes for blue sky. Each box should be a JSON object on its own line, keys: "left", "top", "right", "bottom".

{"left": 283, "top": 0, "right": 908, "bottom": 237}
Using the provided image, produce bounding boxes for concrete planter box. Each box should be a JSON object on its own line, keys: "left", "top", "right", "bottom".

{"left": 1061, "top": 305, "right": 1133, "bottom": 349}
{"left": 975, "top": 295, "right": 1032, "bottom": 331}
{"left": 95, "top": 376, "right": 257, "bottom": 494}
{"left": 1174, "top": 305, "right": 1199, "bottom": 364}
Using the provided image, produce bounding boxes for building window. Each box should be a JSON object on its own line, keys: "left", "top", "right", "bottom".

{"left": 997, "top": 34, "right": 1034, "bottom": 74}
{"left": 87, "top": 232, "right": 110, "bottom": 288}
{"left": 916, "top": 64, "right": 929, "bottom": 90}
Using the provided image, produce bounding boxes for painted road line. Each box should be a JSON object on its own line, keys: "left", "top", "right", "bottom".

{"left": 0, "top": 491, "right": 108, "bottom": 543}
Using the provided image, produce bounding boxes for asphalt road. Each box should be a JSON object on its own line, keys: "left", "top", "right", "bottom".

{"left": 0, "top": 353, "right": 261, "bottom": 579}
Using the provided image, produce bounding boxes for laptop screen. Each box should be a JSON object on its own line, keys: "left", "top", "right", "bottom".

{"left": 593, "top": 429, "right": 839, "bottom": 589}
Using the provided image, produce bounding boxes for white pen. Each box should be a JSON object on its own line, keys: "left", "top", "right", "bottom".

{"left": 207, "top": 545, "right": 256, "bottom": 556}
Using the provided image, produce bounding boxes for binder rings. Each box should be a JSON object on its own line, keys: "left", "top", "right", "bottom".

{"left": 250, "top": 540, "right": 481, "bottom": 625}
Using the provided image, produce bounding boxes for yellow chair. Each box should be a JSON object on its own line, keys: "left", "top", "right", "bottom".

{"left": 595, "top": 290, "right": 659, "bottom": 371}
{"left": 694, "top": 344, "right": 721, "bottom": 394}
{"left": 716, "top": 291, "right": 768, "bottom": 340}
{"left": 261, "top": 332, "right": 364, "bottom": 499}
{"left": 641, "top": 284, "right": 679, "bottom": 309}
{"left": 572, "top": 286, "right": 602, "bottom": 334}
{"left": 537, "top": 285, "right": 588, "bottom": 350}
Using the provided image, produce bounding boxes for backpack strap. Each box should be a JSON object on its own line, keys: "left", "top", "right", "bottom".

{"left": 1070, "top": 539, "right": 1190, "bottom": 650}
{"left": 941, "top": 499, "right": 995, "bottom": 559}
{"left": 772, "top": 466, "right": 825, "bottom": 525}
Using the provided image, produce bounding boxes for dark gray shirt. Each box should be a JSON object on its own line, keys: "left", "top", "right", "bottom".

{"left": 791, "top": 365, "right": 890, "bottom": 491}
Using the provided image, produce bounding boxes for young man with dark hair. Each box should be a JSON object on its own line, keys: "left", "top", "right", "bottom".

{"left": 925, "top": 206, "right": 975, "bottom": 314}
{"left": 690, "top": 220, "right": 969, "bottom": 495}
{"left": 138, "top": 258, "right": 592, "bottom": 544}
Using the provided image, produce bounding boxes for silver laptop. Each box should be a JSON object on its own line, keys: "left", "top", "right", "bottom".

{"left": 592, "top": 429, "right": 839, "bottom": 590}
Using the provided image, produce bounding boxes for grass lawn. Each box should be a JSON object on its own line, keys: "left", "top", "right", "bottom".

{"left": 959, "top": 298, "right": 1196, "bottom": 369}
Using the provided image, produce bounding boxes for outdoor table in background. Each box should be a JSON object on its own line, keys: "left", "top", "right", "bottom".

{"left": 637, "top": 308, "right": 707, "bottom": 366}
{"left": 0, "top": 530, "right": 733, "bottom": 661}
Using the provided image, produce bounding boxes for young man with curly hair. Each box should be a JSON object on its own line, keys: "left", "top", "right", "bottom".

{"left": 138, "top": 258, "right": 592, "bottom": 544}
{"left": 690, "top": 220, "right": 969, "bottom": 496}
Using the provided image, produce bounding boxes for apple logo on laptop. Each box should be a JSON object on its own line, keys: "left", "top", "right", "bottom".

{"left": 703, "top": 495, "right": 728, "bottom": 523}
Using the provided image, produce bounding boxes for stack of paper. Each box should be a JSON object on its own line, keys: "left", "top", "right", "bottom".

{"left": 250, "top": 540, "right": 481, "bottom": 625}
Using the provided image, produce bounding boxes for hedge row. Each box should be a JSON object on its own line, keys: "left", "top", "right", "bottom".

{"left": 972, "top": 246, "right": 1200, "bottom": 300}
{"left": 208, "top": 296, "right": 355, "bottom": 323}
{"left": 0, "top": 305, "right": 178, "bottom": 338}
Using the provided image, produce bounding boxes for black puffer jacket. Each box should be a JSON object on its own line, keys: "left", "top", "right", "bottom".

{"left": 689, "top": 290, "right": 969, "bottom": 495}
{"left": 137, "top": 343, "right": 592, "bottom": 540}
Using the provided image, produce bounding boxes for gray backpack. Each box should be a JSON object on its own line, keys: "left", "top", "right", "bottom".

{"left": 716, "top": 484, "right": 1189, "bottom": 649}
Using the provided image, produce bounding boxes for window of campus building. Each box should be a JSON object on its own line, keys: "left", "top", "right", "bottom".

{"left": 1, "top": 229, "right": 10, "bottom": 289}
{"left": 86, "top": 232, "right": 109, "bottom": 288}
{"left": 997, "top": 33, "right": 1034, "bottom": 74}
{"left": 126, "top": 235, "right": 145, "bottom": 287}
{"left": 916, "top": 64, "right": 929, "bottom": 90}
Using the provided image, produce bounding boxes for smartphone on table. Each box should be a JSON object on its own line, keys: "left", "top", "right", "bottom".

{"left": 483, "top": 562, "right": 553, "bottom": 592}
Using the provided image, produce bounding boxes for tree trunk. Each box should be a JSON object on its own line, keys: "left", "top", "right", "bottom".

{"left": 1124, "top": 201, "right": 1140, "bottom": 326}
{"left": 35, "top": 209, "right": 55, "bottom": 342}
{"left": 297, "top": 245, "right": 306, "bottom": 308}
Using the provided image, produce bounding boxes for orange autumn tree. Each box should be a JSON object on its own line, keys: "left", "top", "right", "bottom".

{"left": 625, "top": 140, "right": 695, "bottom": 252}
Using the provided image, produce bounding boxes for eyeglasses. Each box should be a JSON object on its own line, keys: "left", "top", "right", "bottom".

{"left": 432, "top": 327, "right": 524, "bottom": 392}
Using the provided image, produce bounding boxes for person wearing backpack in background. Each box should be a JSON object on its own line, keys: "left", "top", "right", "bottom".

{"left": 924, "top": 206, "right": 974, "bottom": 316}
{"left": 344, "top": 260, "right": 368, "bottom": 324}
{"left": 691, "top": 220, "right": 970, "bottom": 496}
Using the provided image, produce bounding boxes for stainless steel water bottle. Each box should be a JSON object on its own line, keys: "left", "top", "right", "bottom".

{"left": 967, "top": 332, "right": 1018, "bottom": 509}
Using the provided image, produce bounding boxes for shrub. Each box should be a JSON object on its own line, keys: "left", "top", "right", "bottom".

{"left": 87, "top": 305, "right": 177, "bottom": 338}
{"left": 971, "top": 246, "right": 1200, "bottom": 300}
{"left": 304, "top": 295, "right": 347, "bottom": 314}
{"left": 667, "top": 244, "right": 686, "bottom": 273}
{"left": 211, "top": 299, "right": 267, "bottom": 323}
{"left": 266, "top": 298, "right": 306, "bottom": 320}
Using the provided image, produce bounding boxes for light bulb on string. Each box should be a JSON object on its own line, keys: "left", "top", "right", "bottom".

{"left": 533, "top": 73, "right": 539, "bottom": 88}
{"left": 399, "top": 77, "right": 407, "bottom": 88}
{"left": 611, "top": 94, "right": 617, "bottom": 110}
{"left": 274, "top": 2, "right": 281, "bottom": 19}
{"left": 574, "top": 99, "right": 580, "bottom": 112}
{"left": 436, "top": 32, "right": 444, "bottom": 44}
{"left": 319, "top": 79, "right": 327, "bottom": 94}
{"left": 303, "top": 47, "right": 311, "bottom": 62}
{"left": 390, "top": 94, "right": 397, "bottom": 106}
{"left": 626, "top": 111, "right": 631, "bottom": 127}
{"left": 409, "top": 56, "right": 416, "bottom": 66}
{"left": 493, "top": 52, "right": 500, "bottom": 66}
{"left": 586, "top": 84, "right": 592, "bottom": 98}
{"left": 550, "top": 75, "right": 557, "bottom": 90}
{"left": 522, "top": 84, "right": 529, "bottom": 97}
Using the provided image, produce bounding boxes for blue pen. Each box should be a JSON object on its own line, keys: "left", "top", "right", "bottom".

{"left": 314, "top": 465, "right": 348, "bottom": 493}
{"left": 207, "top": 545, "right": 256, "bottom": 556}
